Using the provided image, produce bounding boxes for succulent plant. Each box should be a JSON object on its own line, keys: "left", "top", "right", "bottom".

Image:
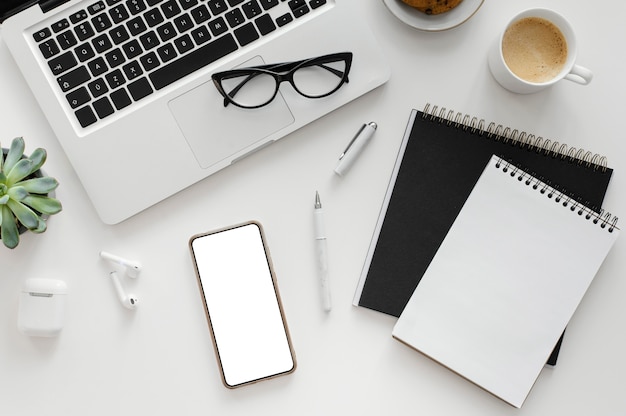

{"left": 0, "top": 137, "right": 62, "bottom": 249}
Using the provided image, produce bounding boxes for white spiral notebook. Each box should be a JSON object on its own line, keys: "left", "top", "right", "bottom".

{"left": 392, "top": 155, "right": 619, "bottom": 408}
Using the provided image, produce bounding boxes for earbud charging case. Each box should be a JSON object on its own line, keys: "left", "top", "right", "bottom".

{"left": 18, "top": 278, "right": 67, "bottom": 337}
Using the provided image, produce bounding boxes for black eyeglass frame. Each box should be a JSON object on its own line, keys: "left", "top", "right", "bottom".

{"left": 211, "top": 52, "right": 353, "bottom": 109}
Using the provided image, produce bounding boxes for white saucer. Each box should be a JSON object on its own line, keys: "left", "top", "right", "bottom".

{"left": 382, "top": 0, "right": 484, "bottom": 32}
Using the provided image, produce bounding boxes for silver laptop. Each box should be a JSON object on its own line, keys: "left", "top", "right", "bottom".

{"left": 1, "top": 0, "right": 390, "bottom": 224}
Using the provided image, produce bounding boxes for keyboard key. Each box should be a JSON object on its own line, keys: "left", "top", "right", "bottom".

{"left": 126, "top": 0, "right": 148, "bottom": 15}
{"left": 66, "top": 87, "right": 91, "bottom": 108}
{"left": 75, "top": 106, "right": 98, "bottom": 127}
{"left": 88, "top": 77, "right": 109, "bottom": 97}
{"left": 140, "top": 51, "right": 160, "bottom": 71}
{"left": 161, "top": 0, "right": 181, "bottom": 18}
{"left": 287, "top": 0, "right": 306, "bottom": 11}
{"left": 39, "top": 39, "right": 60, "bottom": 59}
{"left": 191, "top": 26, "right": 211, "bottom": 45}
{"left": 259, "top": 0, "right": 278, "bottom": 10}
{"left": 75, "top": 43, "right": 96, "bottom": 62}
{"left": 52, "top": 18, "right": 70, "bottom": 33}
{"left": 242, "top": 0, "right": 262, "bottom": 19}
{"left": 122, "top": 39, "right": 143, "bottom": 59}
{"left": 70, "top": 10, "right": 89, "bottom": 24}
{"left": 109, "top": 5, "right": 130, "bottom": 23}
{"left": 88, "top": 57, "right": 109, "bottom": 76}
{"left": 127, "top": 77, "right": 153, "bottom": 100}
{"left": 75, "top": 22, "right": 96, "bottom": 41}
{"left": 92, "top": 34, "right": 113, "bottom": 53}
{"left": 87, "top": 1, "right": 107, "bottom": 15}
{"left": 292, "top": 4, "right": 309, "bottom": 18}
{"left": 57, "top": 30, "right": 78, "bottom": 49}
{"left": 49, "top": 51, "right": 77, "bottom": 75}
{"left": 255, "top": 13, "right": 275, "bottom": 35}
{"left": 309, "top": 0, "right": 326, "bottom": 9}
{"left": 190, "top": 4, "right": 211, "bottom": 24}
{"left": 110, "top": 25, "right": 131, "bottom": 44}
{"left": 107, "top": 0, "right": 124, "bottom": 5}
{"left": 127, "top": 16, "right": 148, "bottom": 35}
{"left": 174, "top": 13, "right": 194, "bottom": 33}
{"left": 234, "top": 22, "right": 259, "bottom": 46}
{"left": 225, "top": 9, "right": 245, "bottom": 28}
{"left": 157, "top": 43, "right": 178, "bottom": 63}
{"left": 179, "top": 0, "right": 199, "bottom": 10}
{"left": 157, "top": 22, "right": 177, "bottom": 42}
{"left": 150, "top": 34, "right": 237, "bottom": 90}
{"left": 207, "top": 0, "right": 228, "bottom": 15}
{"left": 33, "top": 28, "right": 52, "bottom": 42}
{"left": 123, "top": 60, "right": 144, "bottom": 79}
{"left": 208, "top": 17, "right": 228, "bottom": 36}
{"left": 58, "top": 66, "right": 91, "bottom": 92}
{"left": 105, "top": 48, "right": 126, "bottom": 67}
{"left": 139, "top": 30, "right": 160, "bottom": 50}
{"left": 110, "top": 88, "right": 133, "bottom": 109}
{"left": 106, "top": 69, "right": 126, "bottom": 88}
{"left": 92, "top": 13, "right": 113, "bottom": 32}
{"left": 93, "top": 96, "right": 115, "bottom": 118}
{"left": 227, "top": 0, "right": 245, "bottom": 6}
{"left": 276, "top": 13, "right": 292, "bottom": 27}
{"left": 147, "top": 0, "right": 164, "bottom": 5}
{"left": 174, "top": 34, "right": 194, "bottom": 54}
{"left": 144, "top": 8, "right": 165, "bottom": 27}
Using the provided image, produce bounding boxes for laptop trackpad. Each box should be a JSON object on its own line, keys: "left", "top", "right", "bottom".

{"left": 168, "top": 57, "right": 295, "bottom": 169}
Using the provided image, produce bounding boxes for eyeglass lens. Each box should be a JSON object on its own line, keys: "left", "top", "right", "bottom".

{"left": 220, "top": 58, "right": 348, "bottom": 108}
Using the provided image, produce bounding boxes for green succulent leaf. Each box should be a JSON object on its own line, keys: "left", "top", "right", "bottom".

{"left": 31, "top": 217, "right": 48, "bottom": 234}
{"left": 16, "top": 177, "right": 59, "bottom": 194}
{"left": 0, "top": 195, "right": 8, "bottom": 205}
{"left": 4, "top": 137, "right": 25, "bottom": 173}
{"left": 0, "top": 172, "right": 6, "bottom": 184}
{"left": 1, "top": 205, "right": 19, "bottom": 249}
{"left": 6, "top": 158, "right": 34, "bottom": 186}
{"left": 28, "top": 148, "right": 47, "bottom": 174}
{"left": 22, "top": 194, "right": 63, "bottom": 215}
{"left": 7, "top": 199, "right": 40, "bottom": 229}
{"left": 7, "top": 186, "right": 28, "bottom": 201}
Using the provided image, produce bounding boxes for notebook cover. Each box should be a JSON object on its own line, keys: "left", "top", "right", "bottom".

{"left": 354, "top": 108, "right": 613, "bottom": 364}
{"left": 392, "top": 155, "right": 619, "bottom": 407}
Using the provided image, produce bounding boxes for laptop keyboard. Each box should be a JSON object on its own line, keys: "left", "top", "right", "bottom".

{"left": 32, "top": 0, "right": 328, "bottom": 128}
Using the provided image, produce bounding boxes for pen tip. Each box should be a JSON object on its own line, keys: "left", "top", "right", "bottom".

{"left": 315, "top": 191, "right": 321, "bottom": 208}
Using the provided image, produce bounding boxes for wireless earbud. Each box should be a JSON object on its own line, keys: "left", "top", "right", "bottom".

{"left": 100, "top": 251, "right": 142, "bottom": 278}
{"left": 108, "top": 271, "right": 138, "bottom": 310}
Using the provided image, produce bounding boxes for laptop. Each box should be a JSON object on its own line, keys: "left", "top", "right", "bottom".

{"left": 1, "top": 0, "right": 390, "bottom": 224}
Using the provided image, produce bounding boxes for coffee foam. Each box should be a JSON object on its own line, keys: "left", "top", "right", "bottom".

{"left": 502, "top": 17, "right": 568, "bottom": 83}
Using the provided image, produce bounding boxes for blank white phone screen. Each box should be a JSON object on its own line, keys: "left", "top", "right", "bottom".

{"left": 191, "top": 222, "right": 295, "bottom": 388}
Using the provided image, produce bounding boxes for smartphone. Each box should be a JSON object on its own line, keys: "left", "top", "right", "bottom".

{"left": 189, "top": 221, "right": 296, "bottom": 388}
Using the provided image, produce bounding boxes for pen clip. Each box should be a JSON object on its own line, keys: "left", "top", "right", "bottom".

{"left": 339, "top": 123, "right": 368, "bottom": 160}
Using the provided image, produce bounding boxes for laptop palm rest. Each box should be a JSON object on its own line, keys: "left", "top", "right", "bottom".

{"left": 168, "top": 56, "right": 295, "bottom": 169}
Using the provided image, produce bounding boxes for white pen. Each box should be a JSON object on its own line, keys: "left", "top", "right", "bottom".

{"left": 334, "top": 121, "right": 377, "bottom": 176}
{"left": 314, "top": 191, "right": 331, "bottom": 312}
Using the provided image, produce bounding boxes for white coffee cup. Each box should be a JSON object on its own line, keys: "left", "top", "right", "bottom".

{"left": 488, "top": 8, "right": 592, "bottom": 94}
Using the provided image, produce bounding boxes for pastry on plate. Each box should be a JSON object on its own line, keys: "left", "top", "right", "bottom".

{"left": 400, "top": 0, "right": 464, "bottom": 15}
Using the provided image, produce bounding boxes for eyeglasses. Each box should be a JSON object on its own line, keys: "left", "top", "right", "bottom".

{"left": 211, "top": 52, "right": 353, "bottom": 109}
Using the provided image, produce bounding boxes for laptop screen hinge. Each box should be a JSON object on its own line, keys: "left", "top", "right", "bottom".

{"left": 39, "top": 0, "right": 71, "bottom": 14}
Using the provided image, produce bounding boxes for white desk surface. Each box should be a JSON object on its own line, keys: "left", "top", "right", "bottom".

{"left": 1, "top": 1, "right": 625, "bottom": 414}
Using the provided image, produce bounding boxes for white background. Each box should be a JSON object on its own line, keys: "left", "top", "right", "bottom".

{"left": 1, "top": 0, "right": 625, "bottom": 414}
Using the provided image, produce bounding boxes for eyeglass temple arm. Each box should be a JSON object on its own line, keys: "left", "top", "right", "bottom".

{"left": 318, "top": 63, "right": 349, "bottom": 83}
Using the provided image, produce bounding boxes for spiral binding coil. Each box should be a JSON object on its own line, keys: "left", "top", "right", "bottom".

{"left": 493, "top": 157, "right": 619, "bottom": 232}
{"left": 422, "top": 103, "right": 609, "bottom": 172}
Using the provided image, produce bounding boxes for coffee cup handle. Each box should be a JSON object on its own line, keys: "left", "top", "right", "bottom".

{"left": 564, "top": 65, "right": 593, "bottom": 85}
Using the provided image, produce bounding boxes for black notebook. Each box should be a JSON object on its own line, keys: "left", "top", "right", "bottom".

{"left": 353, "top": 105, "right": 613, "bottom": 365}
